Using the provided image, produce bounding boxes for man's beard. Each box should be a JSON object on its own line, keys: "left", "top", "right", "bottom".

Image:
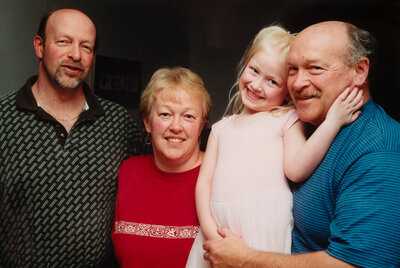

{"left": 54, "top": 65, "right": 83, "bottom": 89}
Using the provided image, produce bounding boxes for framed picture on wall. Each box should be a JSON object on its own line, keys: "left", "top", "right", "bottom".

{"left": 93, "top": 55, "right": 142, "bottom": 108}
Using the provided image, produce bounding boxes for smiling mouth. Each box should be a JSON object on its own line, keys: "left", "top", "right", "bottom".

{"left": 247, "top": 88, "right": 265, "bottom": 100}
{"left": 166, "top": 137, "right": 185, "bottom": 143}
{"left": 64, "top": 65, "right": 82, "bottom": 72}
{"left": 296, "top": 95, "right": 315, "bottom": 100}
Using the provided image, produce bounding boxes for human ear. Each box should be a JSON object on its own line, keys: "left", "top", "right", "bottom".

{"left": 33, "top": 35, "right": 44, "bottom": 59}
{"left": 143, "top": 116, "right": 151, "bottom": 133}
{"left": 354, "top": 57, "right": 369, "bottom": 87}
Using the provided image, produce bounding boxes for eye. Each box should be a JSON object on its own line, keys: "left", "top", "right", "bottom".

{"left": 247, "top": 65, "right": 258, "bottom": 74}
{"left": 82, "top": 44, "right": 93, "bottom": 53}
{"left": 57, "top": 40, "right": 69, "bottom": 45}
{"left": 83, "top": 46, "right": 92, "bottom": 53}
{"left": 159, "top": 112, "right": 170, "bottom": 118}
{"left": 309, "top": 66, "right": 324, "bottom": 74}
{"left": 288, "top": 67, "right": 298, "bottom": 75}
{"left": 184, "top": 114, "right": 195, "bottom": 120}
{"left": 269, "top": 79, "right": 277, "bottom": 86}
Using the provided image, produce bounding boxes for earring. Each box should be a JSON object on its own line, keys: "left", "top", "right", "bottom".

{"left": 145, "top": 133, "right": 152, "bottom": 145}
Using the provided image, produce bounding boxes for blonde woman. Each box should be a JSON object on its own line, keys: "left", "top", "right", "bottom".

{"left": 112, "top": 67, "right": 211, "bottom": 267}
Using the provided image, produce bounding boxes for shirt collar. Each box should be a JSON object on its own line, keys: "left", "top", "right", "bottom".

{"left": 16, "top": 76, "right": 105, "bottom": 120}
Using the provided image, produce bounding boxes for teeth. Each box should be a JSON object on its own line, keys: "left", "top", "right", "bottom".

{"left": 248, "top": 89, "right": 264, "bottom": 99}
{"left": 167, "top": 138, "right": 183, "bottom": 143}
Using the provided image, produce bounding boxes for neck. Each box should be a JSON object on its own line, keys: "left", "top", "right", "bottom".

{"left": 154, "top": 150, "right": 203, "bottom": 173}
{"left": 33, "top": 74, "right": 86, "bottom": 110}
{"left": 361, "top": 86, "right": 371, "bottom": 104}
{"left": 32, "top": 76, "right": 87, "bottom": 133}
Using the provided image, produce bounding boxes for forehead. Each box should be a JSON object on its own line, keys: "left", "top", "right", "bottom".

{"left": 46, "top": 10, "right": 96, "bottom": 41}
{"left": 251, "top": 48, "right": 283, "bottom": 63}
{"left": 250, "top": 49, "right": 286, "bottom": 74}
{"left": 156, "top": 87, "right": 201, "bottom": 107}
{"left": 288, "top": 24, "right": 348, "bottom": 65}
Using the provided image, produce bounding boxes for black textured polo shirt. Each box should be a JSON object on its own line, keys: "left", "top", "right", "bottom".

{"left": 0, "top": 76, "right": 142, "bottom": 267}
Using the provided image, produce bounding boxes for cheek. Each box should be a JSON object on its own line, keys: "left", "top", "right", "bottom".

{"left": 239, "top": 70, "right": 252, "bottom": 85}
{"left": 270, "top": 87, "right": 288, "bottom": 103}
{"left": 287, "top": 76, "right": 295, "bottom": 91}
{"left": 153, "top": 120, "right": 169, "bottom": 134}
{"left": 147, "top": 117, "right": 169, "bottom": 134}
{"left": 184, "top": 122, "right": 203, "bottom": 138}
{"left": 83, "top": 54, "right": 94, "bottom": 68}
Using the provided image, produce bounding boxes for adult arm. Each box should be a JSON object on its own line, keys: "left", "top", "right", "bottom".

{"left": 205, "top": 150, "right": 400, "bottom": 267}
{"left": 203, "top": 228, "right": 354, "bottom": 268}
{"left": 324, "top": 151, "right": 400, "bottom": 266}
{"left": 284, "top": 88, "right": 363, "bottom": 182}
{"left": 195, "top": 133, "right": 221, "bottom": 240}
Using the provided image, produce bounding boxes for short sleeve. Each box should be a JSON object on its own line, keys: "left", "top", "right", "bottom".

{"left": 327, "top": 150, "right": 400, "bottom": 267}
{"left": 211, "top": 116, "right": 233, "bottom": 139}
{"left": 282, "top": 109, "right": 299, "bottom": 134}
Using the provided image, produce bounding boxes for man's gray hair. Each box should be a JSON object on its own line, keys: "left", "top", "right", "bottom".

{"left": 345, "top": 23, "right": 376, "bottom": 66}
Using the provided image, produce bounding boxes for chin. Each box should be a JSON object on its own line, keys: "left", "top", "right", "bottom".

{"left": 162, "top": 150, "right": 185, "bottom": 161}
{"left": 297, "top": 110, "right": 321, "bottom": 125}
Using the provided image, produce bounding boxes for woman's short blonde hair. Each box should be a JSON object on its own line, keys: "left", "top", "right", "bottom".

{"left": 139, "top": 66, "right": 211, "bottom": 125}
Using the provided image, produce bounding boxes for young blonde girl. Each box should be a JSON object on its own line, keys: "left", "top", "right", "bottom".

{"left": 186, "top": 25, "right": 363, "bottom": 267}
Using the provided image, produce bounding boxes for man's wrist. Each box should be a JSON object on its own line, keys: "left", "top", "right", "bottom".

{"left": 242, "top": 248, "right": 263, "bottom": 267}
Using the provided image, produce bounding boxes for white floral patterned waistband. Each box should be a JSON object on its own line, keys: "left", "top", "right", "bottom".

{"left": 114, "top": 221, "right": 199, "bottom": 239}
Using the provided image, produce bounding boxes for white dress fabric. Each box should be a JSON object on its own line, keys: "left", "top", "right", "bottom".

{"left": 186, "top": 110, "right": 299, "bottom": 267}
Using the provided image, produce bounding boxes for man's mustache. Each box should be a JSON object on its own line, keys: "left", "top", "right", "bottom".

{"left": 60, "top": 60, "right": 85, "bottom": 72}
{"left": 291, "top": 90, "right": 321, "bottom": 99}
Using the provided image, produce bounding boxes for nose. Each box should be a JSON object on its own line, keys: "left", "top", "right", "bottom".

{"left": 289, "top": 69, "right": 310, "bottom": 92}
{"left": 251, "top": 77, "right": 263, "bottom": 92}
{"left": 68, "top": 43, "right": 81, "bottom": 61}
{"left": 169, "top": 116, "right": 183, "bottom": 132}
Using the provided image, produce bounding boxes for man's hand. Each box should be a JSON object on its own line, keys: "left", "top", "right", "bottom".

{"left": 202, "top": 228, "right": 355, "bottom": 268}
{"left": 203, "top": 227, "right": 254, "bottom": 267}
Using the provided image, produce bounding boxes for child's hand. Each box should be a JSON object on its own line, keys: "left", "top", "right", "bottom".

{"left": 326, "top": 87, "right": 364, "bottom": 127}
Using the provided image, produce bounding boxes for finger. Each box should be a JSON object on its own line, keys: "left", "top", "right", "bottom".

{"left": 339, "top": 87, "right": 351, "bottom": 100}
{"left": 332, "top": 87, "right": 351, "bottom": 107}
{"left": 350, "top": 111, "right": 361, "bottom": 122}
{"left": 347, "top": 87, "right": 359, "bottom": 102}
{"left": 342, "top": 87, "right": 360, "bottom": 105}
{"left": 350, "top": 90, "right": 364, "bottom": 110}
{"left": 204, "top": 251, "right": 210, "bottom": 261}
{"left": 350, "top": 88, "right": 362, "bottom": 103}
{"left": 217, "top": 227, "right": 228, "bottom": 238}
{"left": 203, "top": 241, "right": 210, "bottom": 251}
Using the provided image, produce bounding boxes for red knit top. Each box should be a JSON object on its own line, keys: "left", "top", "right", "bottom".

{"left": 112, "top": 155, "right": 200, "bottom": 267}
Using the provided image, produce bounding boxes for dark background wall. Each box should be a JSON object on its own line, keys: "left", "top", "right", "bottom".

{"left": 1, "top": 0, "right": 399, "bottom": 124}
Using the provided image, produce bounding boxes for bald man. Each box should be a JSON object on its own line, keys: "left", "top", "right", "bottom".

{"left": 0, "top": 9, "right": 141, "bottom": 267}
{"left": 203, "top": 21, "right": 400, "bottom": 268}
